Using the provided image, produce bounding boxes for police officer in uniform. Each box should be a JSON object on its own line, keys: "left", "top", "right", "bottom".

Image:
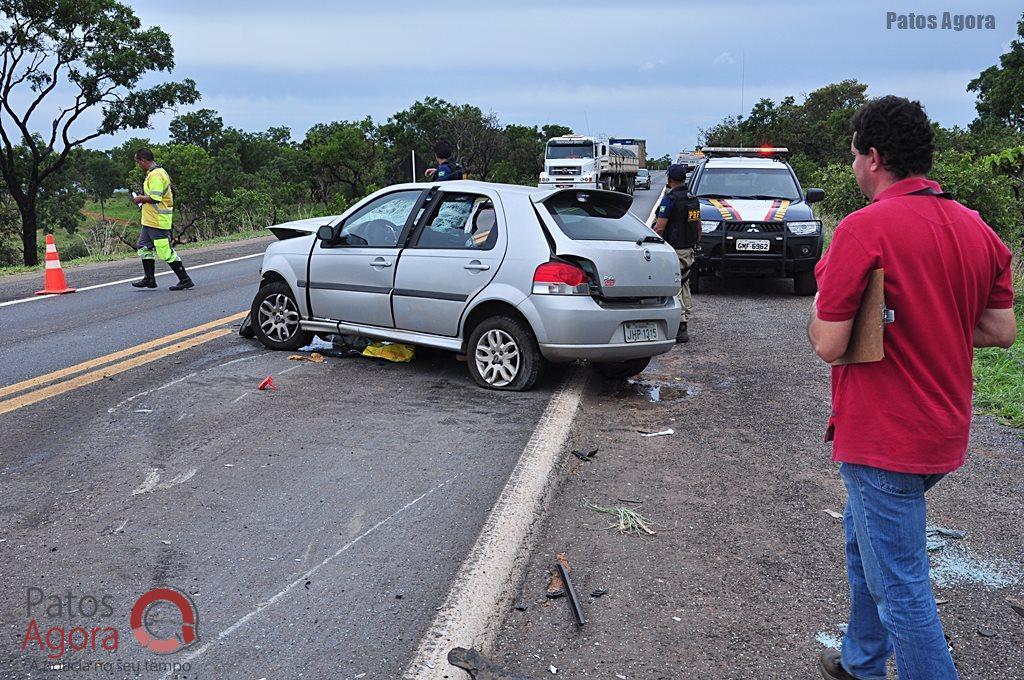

{"left": 653, "top": 164, "right": 700, "bottom": 343}
{"left": 424, "top": 141, "right": 465, "bottom": 182}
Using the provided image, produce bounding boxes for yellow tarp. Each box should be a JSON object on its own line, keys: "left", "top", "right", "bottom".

{"left": 362, "top": 342, "right": 415, "bottom": 363}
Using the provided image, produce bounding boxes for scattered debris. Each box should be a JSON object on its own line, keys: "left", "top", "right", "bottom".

{"left": 1007, "top": 597, "right": 1024, "bottom": 619}
{"left": 977, "top": 626, "right": 996, "bottom": 638}
{"left": 823, "top": 509, "right": 843, "bottom": 520}
{"left": 160, "top": 540, "right": 170, "bottom": 545}
{"left": 287, "top": 352, "right": 326, "bottom": 363}
{"left": 616, "top": 497, "right": 642, "bottom": 504}
{"left": 672, "top": 616, "right": 682, "bottom": 622}
{"left": 930, "top": 545, "right": 1021, "bottom": 589}
{"left": 638, "top": 428, "right": 674, "bottom": 437}
{"left": 238, "top": 313, "right": 255, "bottom": 338}
{"left": 112, "top": 519, "right": 128, "bottom": 534}
{"left": 257, "top": 376, "right": 277, "bottom": 391}
{"left": 546, "top": 553, "right": 571, "bottom": 598}
{"left": 447, "top": 647, "right": 531, "bottom": 680}
{"left": 590, "top": 588, "right": 608, "bottom": 598}
{"left": 549, "top": 665, "right": 558, "bottom": 674}
{"left": 815, "top": 632, "right": 843, "bottom": 650}
{"left": 585, "top": 501, "right": 656, "bottom": 537}
{"left": 571, "top": 448, "right": 598, "bottom": 462}
{"left": 556, "top": 559, "right": 585, "bottom": 626}
{"left": 224, "top": 464, "right": 234, "bottom": 468}
{"left": 133, "top": 409, "right": 153, "bottom": 414}
{"left": 64, "top": 489, "right": 80, "bottom": 495}
{"left": 935, "top": 598, "right": 950, "bottom": 605}
{"left": 616, "top": 674, "right": 627, "bottom": 679}
{"left": 304, "top": 580, "right": 311, "bottom": 590}
{"left": 926, "top": 524, "right": 968, "bottom": 552}
{"left": 513, "top": 603, "right": 528, "bottom": 611}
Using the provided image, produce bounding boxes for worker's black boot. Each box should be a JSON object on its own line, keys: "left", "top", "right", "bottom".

{"left": 168, "top": 261, "right": 194, "bottom": 290}
{"left": 131, "top": 259, "right": 157, "bottom": 288}
{"left": 675, "top": 321, "right": 689, "bottom": 344}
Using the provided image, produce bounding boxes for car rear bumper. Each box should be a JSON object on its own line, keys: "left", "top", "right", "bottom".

{"left": 518, "top": 294, "right": 680, "bottom": 362}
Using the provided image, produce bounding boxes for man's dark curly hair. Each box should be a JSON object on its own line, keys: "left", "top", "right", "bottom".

{"left": 850, "top": 96, "right": 934, "bottom": 178}
{"left": 434, "top": 141, "right": 453, "bottom": 160}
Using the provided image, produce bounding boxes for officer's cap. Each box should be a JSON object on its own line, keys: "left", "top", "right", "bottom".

{"left": 667, "top": 164, "right": 690, "bottom": 181}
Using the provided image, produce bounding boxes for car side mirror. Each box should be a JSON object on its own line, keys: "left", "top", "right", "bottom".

{"left": 805, "top": 188, "right": 825, "bottom": 204}
{"left": 316, "top": 225, "right": 334, "bottom": 241}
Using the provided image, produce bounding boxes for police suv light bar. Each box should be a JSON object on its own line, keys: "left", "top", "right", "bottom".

{"left": 701, "top": 146, "right": 790, "bottom": 159}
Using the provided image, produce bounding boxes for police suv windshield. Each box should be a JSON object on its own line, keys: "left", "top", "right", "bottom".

{"left": 547, "top": 143, "right": 594, "bottom": 160}
{"left": 694, "top": 167, "right": 800, "bottom": 200}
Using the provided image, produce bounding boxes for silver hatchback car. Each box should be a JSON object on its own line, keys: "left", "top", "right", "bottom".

{"left": 251, "top": 181, "right": 681, "bottom": 390}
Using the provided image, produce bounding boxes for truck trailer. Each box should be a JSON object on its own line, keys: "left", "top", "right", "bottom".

{"left": 538, "top": 135, "right": 639, "bottom": 194}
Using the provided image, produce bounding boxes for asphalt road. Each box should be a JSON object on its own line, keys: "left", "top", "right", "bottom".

{"left": 0, "top": 176, "right": 666, "bottom": 679}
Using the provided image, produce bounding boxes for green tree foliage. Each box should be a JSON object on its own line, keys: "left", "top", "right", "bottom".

{"left": 302, "top": 118, "right": 379, "bottom": 205}
{"left": 76, "top": 150, "right": 119, "bottom": 222}
{"left": 0, "top": 0, "right": 199, "bottom": 265}
{"left": 169, "top": 109, "right": 225, "bottom": 151}
{"left": 968, "top": 15, "right": 1024, "bottom": 132}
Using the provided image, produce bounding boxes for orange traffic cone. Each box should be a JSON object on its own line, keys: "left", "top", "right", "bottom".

{"left": 35, "top": 234, "right": 76, "bottom": 295}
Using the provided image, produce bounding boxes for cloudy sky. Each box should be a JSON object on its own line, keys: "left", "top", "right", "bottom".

{"left": 91, "top": 1, "right": 1024, "bottom": 155}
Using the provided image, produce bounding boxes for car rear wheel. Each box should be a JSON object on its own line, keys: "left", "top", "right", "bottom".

{"left": 467, "top": 316, "right": 543, "bottom": 391}
{"left": 593, "top": 357, "right": 651, "bottom": 380}
{"left": 793, "top": 270, "right": 817, "bottom": 296}
{"left": 251, "top": 281, "right": 313, "bottom": 351}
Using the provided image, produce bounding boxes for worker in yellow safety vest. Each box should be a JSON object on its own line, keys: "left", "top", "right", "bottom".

{"left": 131, "top": 148, "right": 193, "bottom": 290}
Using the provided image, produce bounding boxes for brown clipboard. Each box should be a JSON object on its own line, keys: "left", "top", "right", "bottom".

{"left": 832, "top": 268, "right": 886, "bottom": 365}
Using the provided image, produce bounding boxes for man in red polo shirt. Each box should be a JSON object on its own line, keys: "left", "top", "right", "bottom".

{"left": 808, "top": 96, "right": 1016, "bottom": 680}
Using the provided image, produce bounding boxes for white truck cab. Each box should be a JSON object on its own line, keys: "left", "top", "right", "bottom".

{"left": 539, "top": 135, "right": 638, "bottom": 194}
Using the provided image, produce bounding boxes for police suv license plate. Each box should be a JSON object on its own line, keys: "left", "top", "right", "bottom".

{"left": 624, "top": 321, "right": 658, "bottom": 343}
{"left": 736, "top": 239, "right": 770, "bottom": 252}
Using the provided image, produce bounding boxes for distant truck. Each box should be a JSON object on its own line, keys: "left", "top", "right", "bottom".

{"left": 610, "top": 138, "right": 647, "bottom": 169}
{"left": 538, "top": 135, "right": 639, "bottom": 194}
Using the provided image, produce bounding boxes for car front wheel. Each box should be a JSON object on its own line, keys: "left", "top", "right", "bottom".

{"left": 251, "top": 281, "right": 313, "bottom": 351}
{"left": 467, "top": 316, "right": 543, "bottom": 391}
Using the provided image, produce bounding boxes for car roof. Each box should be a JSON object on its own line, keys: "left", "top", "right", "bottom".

{"left": 387, "top": 180, "right": 557, "bottom": 197}
{"left": 702, "top": 157, "right": 791, "bottom": 169}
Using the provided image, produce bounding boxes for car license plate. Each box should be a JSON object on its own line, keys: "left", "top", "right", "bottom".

{"left": 736, "top": 239, "right": 770, "bottom": 252}
{"left": 624, "top": 321, "right": 658, "bottom": 343}
{"left": 556, "top": 184, "right": 572, "bottom": 188}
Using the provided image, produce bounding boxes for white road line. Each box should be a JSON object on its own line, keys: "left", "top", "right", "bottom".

{"left": 278, "top": 364, "right": 302, "bottom": 375}
{"left": 403, "top": 366, "right": 589, "bottom": 679}
{"left": 160, "top": 474, "right": 461, "bottom": 680}
{"left": 0, "top": 252, "right": 262, "bottom": 309}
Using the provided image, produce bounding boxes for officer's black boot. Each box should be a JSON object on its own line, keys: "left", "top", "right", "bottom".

{"left": 675, "top": 321, "right": 689, "bottom": 344}
{"left": 131, "top": 259, "right": 157, "bottom": 288}
{"left": 168, "top": 261, "right": 194, "bottom": 290}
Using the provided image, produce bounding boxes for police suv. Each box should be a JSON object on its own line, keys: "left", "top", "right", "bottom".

{"left": 688, "top": 147, "right": 825, "bottom": 295}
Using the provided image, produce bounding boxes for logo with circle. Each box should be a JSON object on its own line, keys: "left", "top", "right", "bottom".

{"left": 130, "top": 587, "right": 198, "bottom": 654}
{"left": 643, "top": 248, "right": 652, "bottom": 262}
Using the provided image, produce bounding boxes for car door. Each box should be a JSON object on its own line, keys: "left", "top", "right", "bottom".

{"left": 392, "top": 190, "right": 506, "bottom": 337}
{"left": 306, "top": 189, "right": 424, "bottom": 327}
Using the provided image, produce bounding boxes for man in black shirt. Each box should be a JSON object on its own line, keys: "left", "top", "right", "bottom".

{"left": 653, "top": 164, "right": 700, "bottom": 343}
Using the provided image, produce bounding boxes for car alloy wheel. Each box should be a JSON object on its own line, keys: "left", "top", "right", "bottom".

{"left": 258, "top": 292, "right": 300, "bottom": 342}
{"left": 474, "top": 328, "right": 520, "bottom": 387}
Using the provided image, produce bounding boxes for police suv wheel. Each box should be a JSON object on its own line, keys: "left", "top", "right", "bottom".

{"left": 793, "top": 270, "right": 817, "bottom": 296}
{"left": 251, "top": 281, "right": 313, "bottom": 351}
{"left": 467, "top": 316, "right": 543, "bottom": 391}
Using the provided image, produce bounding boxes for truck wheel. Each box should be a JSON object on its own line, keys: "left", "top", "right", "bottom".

{"left": 251, "top": 281, "right": 313, "bottom": 351}
{"left": 593, "top": 357, "right": 651, "bottom": 380}
{"left": 467, "top": 316, "right": 543, "bottom": 391}
{"left": 793, "top": 270, "right": 818, "bottom": 296}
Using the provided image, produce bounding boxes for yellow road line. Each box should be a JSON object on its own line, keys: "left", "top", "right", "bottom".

{"left": 0, "top": 328, "right": 234, "bottom": 417}
{"left": 0, "top": 311, "right": 246, "bottom": 400}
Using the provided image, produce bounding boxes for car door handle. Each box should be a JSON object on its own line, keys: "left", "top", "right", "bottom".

{"left": 370, "top": 257, "right": 393, "bottom": 267}
{"left": 464, "top": 262, "right": 490, "bottom": 271}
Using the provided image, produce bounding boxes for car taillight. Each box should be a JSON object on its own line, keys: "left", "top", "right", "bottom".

{"left": 533, "top": 261, "right": 589, "bottom": 295}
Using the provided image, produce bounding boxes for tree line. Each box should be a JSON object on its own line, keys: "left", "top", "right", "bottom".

{"left": 699, "top": 14, "right": 1024, "bottom": 250}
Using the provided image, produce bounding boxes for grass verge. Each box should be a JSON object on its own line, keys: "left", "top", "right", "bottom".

{"left": 0, "top": 228, "right": 272, "bottom": 278}
{"left": 973, "top": 255, "right": 1024, "bottom": 430}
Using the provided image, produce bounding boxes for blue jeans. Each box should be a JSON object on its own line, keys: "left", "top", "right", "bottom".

{"left": 838, "top": 463, "right": 957, "bottom": 680}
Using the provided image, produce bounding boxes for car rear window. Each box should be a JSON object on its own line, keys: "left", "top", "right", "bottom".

{"left": 544, "top": 191, "right": 652, "bottom": 241}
